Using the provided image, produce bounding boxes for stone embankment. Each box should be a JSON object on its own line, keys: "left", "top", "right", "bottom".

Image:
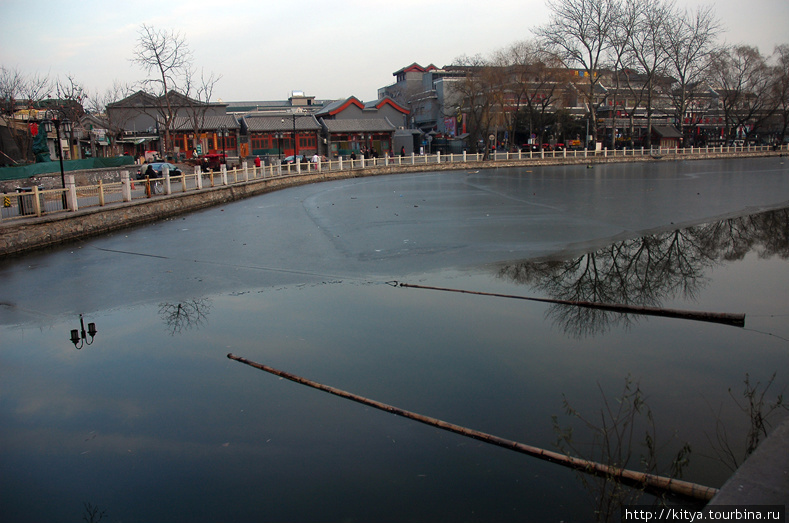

{"left": 0, "top": 151, "right": 783, "bottom": 258}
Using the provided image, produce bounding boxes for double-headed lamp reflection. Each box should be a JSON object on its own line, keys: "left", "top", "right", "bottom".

{"left": 70, "top": 314, "right": 97, "bottom": 349}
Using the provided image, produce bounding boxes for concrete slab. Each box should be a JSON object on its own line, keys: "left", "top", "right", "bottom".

{"left": 709, "top": 417, "right": 789, "bottom": 506}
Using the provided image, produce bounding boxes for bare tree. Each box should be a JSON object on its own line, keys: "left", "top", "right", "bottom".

{"left": 770, "top": 44, "right": 789, "bottom": 144}
{"left": 603, "top": 0, "right": 640, "bottom": 148}
{"left": 132, "top": 24, "right": 193, "bottom": 158}
{"left": 625, "top": 0, "right": 673, "bottom": 147}
{"left": 448, "top": 55, "right": 500, "bottom": 158}
{"left": 182, "top": 66, "right": 222, "bottom": 154}
{"left": 52, "top": 74, "right": 88, "bottom": 159}
{"left": 537, "top": 0, "right": 617, "bottom": 145}
{"left": 86, "top": 80, "right": 136, "bottom": 156}
{"left": 709, "top": 45, "right": 775, "bottom": 141}
{"left": 493, "top": 41, "right": 568, "bottom": 148}
{"left": 662, "top": 4, "right": 721, "bottom": 146}
{"left": 0, "top": 67, "right": 51, "bottom": 164}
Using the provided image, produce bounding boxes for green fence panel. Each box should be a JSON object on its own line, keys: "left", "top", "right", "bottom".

{"left": 0, "top": 157, "right": 135, "bottom": 181}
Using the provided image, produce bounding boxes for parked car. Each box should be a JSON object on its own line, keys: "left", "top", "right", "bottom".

{"left": 281, "top": 155, "right": 306, "bottom": 165}
{"left": 541, "top": 143, "right": 554, "bottom": 151}
{"left": 137, "top": 162, "right": 183, "bottom": 180}
{"left": 520, "top": 144, "right": 539, "bottom": 152}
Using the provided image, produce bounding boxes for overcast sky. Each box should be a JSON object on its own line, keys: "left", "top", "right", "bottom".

{"left": 1, "top": 0, "right": 787, "bottom": 105}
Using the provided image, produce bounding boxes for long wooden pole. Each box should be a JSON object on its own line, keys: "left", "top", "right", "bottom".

{"left": 398, "top": 282, "right": 745, "bottom": 328}
{"left": 227, "top": 353, "right": 719, "bottom": 501}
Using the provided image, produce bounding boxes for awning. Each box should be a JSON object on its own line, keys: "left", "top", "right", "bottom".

{"left": 117, "top": 137, "right": 157, "bottom": 145}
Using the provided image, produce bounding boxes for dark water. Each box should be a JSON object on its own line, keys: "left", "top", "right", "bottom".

{"left": 1, "top": 158, "right": 788, "bottom": 522}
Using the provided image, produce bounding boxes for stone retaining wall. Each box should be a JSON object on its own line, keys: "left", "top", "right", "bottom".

{"left": 1, "top": 151, "right": 782, "bottom": 258}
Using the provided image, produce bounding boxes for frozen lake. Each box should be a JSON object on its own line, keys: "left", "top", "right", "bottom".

{"left": 1, "top": 158, "right": 788, "bottom": 522}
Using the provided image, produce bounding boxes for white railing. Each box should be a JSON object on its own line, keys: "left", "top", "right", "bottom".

{"left": 1, "top": 144, "right": 785, "bottom": 222}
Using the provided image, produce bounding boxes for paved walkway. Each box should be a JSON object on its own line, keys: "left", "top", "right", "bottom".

{"left": 709, "top": 417, "right": 789, "bottom": 507}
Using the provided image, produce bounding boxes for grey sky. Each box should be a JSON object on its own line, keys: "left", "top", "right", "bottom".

{"left": 1, "top": 0, "right": 787, "bottom": 104}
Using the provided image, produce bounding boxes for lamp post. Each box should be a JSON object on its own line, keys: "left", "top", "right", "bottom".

{"left": 43, "top": 110, "right": 72, "bottom": 208}
{"left": 219, "top": 126, "right": 227, "bottom": 164}
{"left": 281, "top": 114, "right": 298, "bottom": 162}
{"left": 292, "top": 114, "right": 298, "bottom": 161}
{"left": 70, "top": 314, "right": 97, "bottom": 349}
{"left": 276, "top": 132, "right": 283, "bottom": 161}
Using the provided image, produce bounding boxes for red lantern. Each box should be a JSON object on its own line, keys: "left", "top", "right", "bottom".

{"left": 29, "top": 123, "right": 38, "bottom": 135}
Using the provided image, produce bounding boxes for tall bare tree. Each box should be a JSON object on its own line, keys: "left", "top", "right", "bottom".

{"left": 537, "top": 0, "right": 617, "bottom": 145}
{"left": 770, "top": 44, "right": 789, "bottom": 144}
{"left": 625, "top": 0, "right": 673, "bottom": 146}
{"left": 493, "top": 41, "right": 568, "bottom": 148}
{"left": 709, "top": 45, "right": 775, "bottom": 141}
{"left": 603, "top": 0, "right": 640, "bottom": 148}
{"left": 662, "top": 4, "right": 721, "bottom": 146}
{"left": 449, "top": 55, "right": 499, "bottom": 158}
{"left": 132, "top": 24, "right": 193, "bottom": 158}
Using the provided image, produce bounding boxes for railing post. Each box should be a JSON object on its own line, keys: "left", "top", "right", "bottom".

{"left": 338, "top": 157, "right": 343, "bottom": 170}
{"left": 221, "top": 164, "right": 228, "bottom": 185}
{"left": 437, "top": 151, "right": 441, "bottom": 164}
{"left": 64, "top": 174, "right": 77, "bottom": 212}
{"left": 195, "top": 166, "right": 203, "bottom": 190}
{"left": 243, "top": 161, "right": 249, "bottom": 182}
{"left": 121, "top": 171, "right": 132, "bottom": 202}
{"left": 163, "top": 166, "right": 172, "bottom": 194}
{"left": 98, "top": 180, "right": 105, "bottom": 206}
{"left": 411, "top": 152, "right": 415, "bottom": 165}
{"left": 463, "top": 151, "right": 467, "bottom": 162}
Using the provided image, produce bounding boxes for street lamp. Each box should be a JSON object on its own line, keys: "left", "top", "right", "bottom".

{"left": 43, "top": 110, "right": 72, "bottom": 208}
{"left": 69, "top": 314, "right": 97, "bottom": 349}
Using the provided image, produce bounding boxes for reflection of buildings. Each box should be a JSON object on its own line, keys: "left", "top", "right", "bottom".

{"left": 496, "top": 208, "right": 789, "bottom": 337}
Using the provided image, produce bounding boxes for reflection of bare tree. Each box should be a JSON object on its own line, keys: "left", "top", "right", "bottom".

{"left": 158, "top": 298, "right": 212, "bottom": 335}
{"left": 497, "top": 208, "right": 789, "bottom": 337}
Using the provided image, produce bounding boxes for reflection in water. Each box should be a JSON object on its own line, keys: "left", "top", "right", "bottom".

{"left": 158, "top": 298, "right": 212, "bottom": 335}
{"left": 69, "top": 314, "right": 98, "bottom": 349}
{"left": 496, "top": 208, "right": 789, "bottom": 337}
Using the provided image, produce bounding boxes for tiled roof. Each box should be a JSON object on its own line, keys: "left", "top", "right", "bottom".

{"left": 171, "top": 115, "right": 239, "bottom": 131}
{"left": 652, "top": 125, "right": 682, "bottom": 138}
{"left": 322, "top": 118, "right": 396, "bottom": 133}
{"left": 243, "top": 114, "right": 322, "bottom": 132}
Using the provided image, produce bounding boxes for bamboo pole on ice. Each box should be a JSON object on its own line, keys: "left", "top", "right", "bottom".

{"left": 227, "top": 353, "right": 718, "bottom": 502}
{"left": 397, "top": 282, "right": 745, "bottom": 328}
